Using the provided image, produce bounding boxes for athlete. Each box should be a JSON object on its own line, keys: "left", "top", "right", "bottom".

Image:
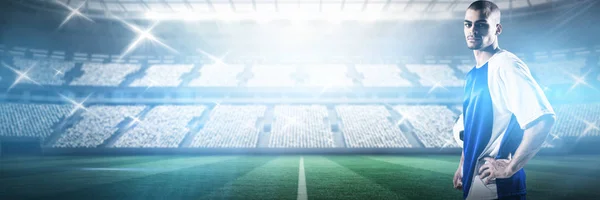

{"left": 452, "top": 1, "right": 556, "bottom": 200}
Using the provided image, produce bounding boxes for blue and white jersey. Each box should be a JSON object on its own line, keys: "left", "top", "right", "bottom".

{"left": 459, "top": 50, "right": 555, "bottom": 199}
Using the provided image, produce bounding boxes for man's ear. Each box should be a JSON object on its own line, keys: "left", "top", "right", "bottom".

{"left": 496, "top": 24, "right": 503, "bottom": 35}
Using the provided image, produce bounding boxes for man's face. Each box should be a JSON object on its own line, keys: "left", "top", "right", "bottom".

{"left": 464, "top": 9, "right": 498, "bottom": 50}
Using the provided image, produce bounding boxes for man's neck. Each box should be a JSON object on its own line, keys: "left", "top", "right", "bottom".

{"left": 473, "top": 43, "right": 501, "bottom": 67}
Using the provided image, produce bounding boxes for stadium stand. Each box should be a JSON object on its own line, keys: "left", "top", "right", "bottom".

{"left": 113, "top": 105, "right": 206, "bottom": 148}
{"left": 70, "top": 63, "right": 141, "bottom": 86}
{"left": 246, "top": 65, "right": 297, "bottom": 87}
{"left": 355, "top": 64, "right": 412, "bottom": 87}
{"left": 0, "top": 103, "right": 72, "bottom": 138}
{"left": 3, "top": 102, "right": 600, "bottom": 149}
{"left": 12, "top": 57, "right": 75, "bottom": 85}
{"left": 405, "top": 64, "right": 464, "bottom": 87}
{"left": 297, "top": 65, "right": 353, "bottom": 87}
{"left": 457, "top": 64, "right": 473, "bottom": 74}
{"left": 269, "top": 105, "right": 335, "bottom": 148}
{"left": 130, "top": 64, "right": 193, "bottom": 87}
{"left": 551, "top": 103, "right": 600, "bottom": 137}
{"left": 189, "top": 105, "right": 266, "bottom": 148}
{"left": 188, "top": 64, "right": 244, "bottom": 87}
{"left": 454, "top": 105, "right": 463, "bottom": 113}
{"left": 336, "top": 105, "right": 412, "bottom": 148}
{"left": 529, "top": 59, "right": 586, "bottom": 85}
{"left": 53, "top": 105, "right": 145, "bottom": 148}
{"left": 393, "top": 105, "right": 460, "bottom": 148}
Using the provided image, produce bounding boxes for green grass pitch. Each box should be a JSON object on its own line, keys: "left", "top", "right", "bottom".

{"left": 1, "top": 155, "right": 599, "bottom": 199}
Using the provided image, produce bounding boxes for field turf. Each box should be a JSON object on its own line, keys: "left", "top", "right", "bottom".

{"left": 1, "top": 155, "right": 599, "bottom": 199}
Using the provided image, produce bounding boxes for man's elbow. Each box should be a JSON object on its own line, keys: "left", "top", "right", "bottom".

{"left": 540, "top": 114, "right": 556, "bottom": 129}
{"left": 526, "top": 114, "right": 556, "bottom": 133}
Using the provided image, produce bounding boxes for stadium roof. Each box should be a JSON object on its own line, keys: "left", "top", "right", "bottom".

{"left": 18, "top": 0, "right": 579, "bottom": 21}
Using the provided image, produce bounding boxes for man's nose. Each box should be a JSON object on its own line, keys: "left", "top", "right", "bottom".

{"left": 471, "top": 27, "right": 479, "bottom": 35}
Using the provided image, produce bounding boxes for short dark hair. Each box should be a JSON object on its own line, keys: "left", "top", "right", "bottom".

{"left": 467, "top": 1, "right": 501, "bottom": 22}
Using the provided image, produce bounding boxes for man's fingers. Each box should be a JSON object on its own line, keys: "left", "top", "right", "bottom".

{"left": 484, "top": 174, "right": 496, "bottom": 185}
{"left": 454, "top": 180, "right": 463, "bottom": 190}
{"left": 454, "top": 174, "right": 461, "bottom": 186}
{"left": 453, "top": 172, "right": 463, "bottom": 190}
{"left": 453, "top": 177, "right": 458, "bottom": 187}
{"left": 479, "top": 164, "right": 491, "bottom": 174}
{"left": 483, "top": 157, "right": 495, "bottom": 162}
{"left": 480, "top": 169, "right": 492, "bottom": 180}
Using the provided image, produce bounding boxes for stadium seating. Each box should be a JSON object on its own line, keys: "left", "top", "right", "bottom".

{"left": 188, "top": 64, "right": 244, "bottom": 87}
{"left": 355, "top": 65, "right": 412, "bottom": 87}
{"left": 297, "top": 65, "right": 353, "bottom": 87}
{"left": 246, "top": 65, "right": 297, "bottom": 87}
{"left": 336, "top": 105, "right": 412, "bottom": 148}
{"left": 457, "top": 64, "right": 473, "bottom": 74}
{"left": 130, "top": 64, "right": 193, "bottom": 87}
{"left": 3, "top": 102, "right": 599, "bottom": 149}
{"left": 393, "top": 105, "right": 459, "bottom": 148}
{"left": 405, "top": 64, "right": 464, "bottom": 87}
{"left": 189, "top": 105, "right": 266, "bottom": 148}
{"left": 113, "top": 105, "right": 206, "bottom": 148}
{"left": 454, "top": 105, "right": 463, "bottom": 113}
{"left": 269, "top": 105, "right": 335, "bottom": 148}
{"left": 0, "top": 103, "right": 72, "bottom": 138}
{"left": 70, "top": 63, "right": 141, "bottom": 86}
{"left": 551, "top": 104, "right": 600, "bottom": 137}
{"left": 12, "top": 57, "right": 75, "bottom": 85}
{"left": 53, "top": 105, "right": 145, "bottom": 148}
{"left": 528, "top": 59, "right": 586, "bottom": 85}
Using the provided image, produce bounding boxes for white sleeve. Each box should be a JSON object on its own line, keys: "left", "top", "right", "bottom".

{"left": 495, "top": 60, "right": 555, "bottom": 129}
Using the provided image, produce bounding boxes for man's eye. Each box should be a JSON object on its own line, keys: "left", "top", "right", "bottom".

{"left": 464, "top": 23, "right": 472, "bottom": 28}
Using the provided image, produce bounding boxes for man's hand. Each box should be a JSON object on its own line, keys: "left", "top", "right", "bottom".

{"left": 453, "top": 166, "right": 463, "bottom": 190}
{"left": 479, "top": 157, "right": 515, "bottom": 184}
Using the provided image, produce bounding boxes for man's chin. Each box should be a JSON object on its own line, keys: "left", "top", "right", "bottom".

{"left": 467, "top": 45, "right": 482, "bottom": 50}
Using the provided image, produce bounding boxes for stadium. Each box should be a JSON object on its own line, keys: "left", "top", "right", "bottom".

{"left": 0, "top": 0, "right": 599, "bottom": 199}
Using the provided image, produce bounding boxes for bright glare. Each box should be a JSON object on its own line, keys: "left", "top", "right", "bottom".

{"left": 144, "top": 11, "right": 454, "bottom": 22}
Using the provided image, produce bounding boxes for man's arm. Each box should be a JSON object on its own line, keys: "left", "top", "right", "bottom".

{"left": 454, "top": 151, "right": 465, "bottom": 189}
{"left": 479, "top": 114, "right": 555, "bottom": 183}
{"left": 506, "top": 114, "right": 555, "bottom": 174}
{"left": 453, "top": 114, "right": 465, "bottom": 190}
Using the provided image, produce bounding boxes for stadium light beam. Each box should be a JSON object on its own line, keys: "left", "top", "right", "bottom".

{"left": 212, "top": 100, "right": 222, "bottom": 107}
{"left": 427, "top": 81, "right": 449, "bottom": 94}
{"left": 125, "top": 114, "right": 145, "bottom": 128}
{"left": 52, "top": 67, "right": 65, "bottom": 78}
{"left": 142, "top": 78, "right": 159, "bottom": 92}
{"left": 113, "top": 17, "right": 178, "bottom": 60}
{"left": 2, "top": 62, "right": 41, "bottom": 91}
{"left": 566, "top": 70, "right": 597, "bottom": 93}
{"left": 143, "top": 11, "right": 452, "bottom": 22}
{"left": 393, "top": 110, "right": 414, "bottom": 127}
{"left": 549, "top": 133, "right": 561, "bottom": 141}
{"left": 578, "top": 120, "right": 599, "bottom": 142}
{"left": 55, "top": 0, "right": 94, "bottom": 29}
{"left": 59, "top": 93, "right": 96, "bottom": 117}
{"left": 197, "top": 49, "right": 230, "bottom": 66}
